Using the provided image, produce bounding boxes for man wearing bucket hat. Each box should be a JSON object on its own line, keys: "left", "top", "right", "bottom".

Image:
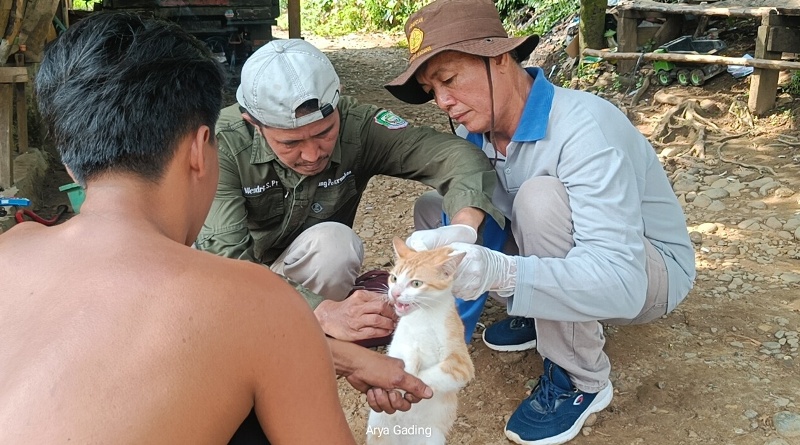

{"left": 196, "top": 38, "right": 505, "bottom": 345}
{"left": 386, "top": 0, "right": 696, "bottom": 444}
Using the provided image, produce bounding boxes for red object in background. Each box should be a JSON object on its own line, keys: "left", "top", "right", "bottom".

{"left": 15, "top": 205, "right": 69, "bottom": 226}
{"left": 349, "top": 270, "right": 394, "bottom": 348}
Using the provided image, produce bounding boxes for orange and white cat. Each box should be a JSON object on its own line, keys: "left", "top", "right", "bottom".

{"left": 366, "top": 238, "right": 475, "bottom": 445}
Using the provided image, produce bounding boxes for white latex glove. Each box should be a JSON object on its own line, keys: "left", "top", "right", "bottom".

{"left": 405, "top": 224, "right": 477, "bottom": 251}
{"left": 449, "top": 242, "right": 517, "bottom": 300}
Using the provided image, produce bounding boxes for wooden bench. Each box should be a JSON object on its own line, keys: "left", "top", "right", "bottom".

{"left": 611, "top": 0, "right": 800, "bottom": 114}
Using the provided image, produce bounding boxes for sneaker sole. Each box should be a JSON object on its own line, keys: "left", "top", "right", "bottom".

{"left": 504, "top": 381, "right": 614, "bottom": 445}
{"left": 482, "top": 330, "right": 537, "bottom": 352}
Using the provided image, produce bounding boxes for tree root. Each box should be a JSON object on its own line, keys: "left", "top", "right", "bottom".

{"left": 717, "top": 141, "right": 777, "bottom": 176}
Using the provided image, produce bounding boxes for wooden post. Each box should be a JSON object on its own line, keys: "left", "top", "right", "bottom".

{"left": 14, "top": 53, "right": 27, "bottom": 154}
{"left": 0, "top": 84, "right": 13, "bottom": 190}
{"left": 616, "top": 10, "right": 640, "bottom": 73}
{"left": 748, "top": 14, "right": 783, "bottom": 115}
{"left": 0, "top": 67, "right": 28, "bottom": 190}
{"left": 287, "top": 0, "right": 301, "bottom": 39}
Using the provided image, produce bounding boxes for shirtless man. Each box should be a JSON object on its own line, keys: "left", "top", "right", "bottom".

{"left": 0, "top": 12, "right": 429, "bottom": 444}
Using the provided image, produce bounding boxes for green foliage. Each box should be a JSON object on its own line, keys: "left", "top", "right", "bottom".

{"left": 72, "top": 0, "right": 101, "bottom": 11}
{"left": 785, "top": 71, "right": 800, "bottom": 96}
{"left": 502, "top": 0, "right": 579, "bottom": 37}
{"left": 293, "top": 0, "right": 430, "bottom": 36}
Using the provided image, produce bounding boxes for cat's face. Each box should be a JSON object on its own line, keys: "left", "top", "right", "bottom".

{"left": 387, "top": 237, "right": 465, "bottom": 316}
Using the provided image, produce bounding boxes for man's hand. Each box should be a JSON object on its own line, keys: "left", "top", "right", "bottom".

{"left": 405, "top": 224, "right": 477, "bottom": 251}
{"left": 314, "top": 290, "right": 397, "bottom": 342}
{"left": 449, "top": 242, "right": 517, "bottom": 300}
{"left": 328, "top": 339, "right": 432, "bottom": 413}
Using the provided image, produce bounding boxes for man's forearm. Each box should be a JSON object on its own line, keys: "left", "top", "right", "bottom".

{"left": 450, "top": 207, "right": 485, "bottom": 232}
{"left": 326, "top": 337, "right": 358, "bottom": 376}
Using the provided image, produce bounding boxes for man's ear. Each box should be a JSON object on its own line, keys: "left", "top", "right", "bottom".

{"left": 241, "top": 112, "right": 259, "bottom": 127}
{"left": 189, "top": 125, "right": 213, "bottom": 176}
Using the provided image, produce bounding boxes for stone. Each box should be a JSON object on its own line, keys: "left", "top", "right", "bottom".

{"left": 766, "top": 217, "right": 783, "bottom": 229}
{"left": 784, "top": 219, "right": 800, "bottom": 232}
{"left": 692, "top": 194, "right": 712, "bottom": 208}
{"left": 749, "top": 177, "right": 775, "bottom": 188}
{"left": 673, "top": 179, "right": 699, "bottom": 193}
{"left": 697, "top": 223, "right": 718, "bottom": 233}
{"left": 759, "top": 181, "right": 781, "bottom": 196}
{"left": 773, "top": 411, "right": 800, "bottom": 438}
{"left": 702, "top": 188, "right": 729, "bottom": 199}
{"left": 774, "top": 187, "right": 795, "bottom": 198}
{"left": 748, "top": 201, "right": 767, "bottom": 210}
{"left": 707, "top": 201, "right": 726, "bottom": 212}
{"left": 780, "top": 273, "right": 800, "bottom": 284}
{"left": 689, "top": 231, "right": 703, "bottom": 244}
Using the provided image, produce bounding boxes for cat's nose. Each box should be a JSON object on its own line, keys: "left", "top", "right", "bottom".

{"left": 391, "top": 289, "right": 401, "bottom": 299}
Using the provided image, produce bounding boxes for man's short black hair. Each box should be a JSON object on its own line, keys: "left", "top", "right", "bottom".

{"left": 35, "top": 12, "right": 226, "bottom": 185}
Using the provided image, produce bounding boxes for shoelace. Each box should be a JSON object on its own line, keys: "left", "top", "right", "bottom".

{"left": 509, "top": 317, "right": 533, "bottom": 329}
{"left": 531, "top": 371, "right": 567, "bottom": 414}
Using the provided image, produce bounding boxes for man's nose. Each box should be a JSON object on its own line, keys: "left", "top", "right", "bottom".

{"left": 300, "top": 144, "right": 321, "bottom": 162}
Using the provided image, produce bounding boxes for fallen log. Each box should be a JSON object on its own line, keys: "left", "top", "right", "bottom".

{"left": 583, "top": 48, "right": 800, "bottom": 71}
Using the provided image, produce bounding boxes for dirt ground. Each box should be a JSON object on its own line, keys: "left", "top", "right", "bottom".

{"left": 279, "top": 25, "right": 800, "bottom": 445}
{"left": 16, "top": 21, "right": 800, "bottom": 445}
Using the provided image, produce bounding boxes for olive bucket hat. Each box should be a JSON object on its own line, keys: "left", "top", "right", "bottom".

{"left": 385, "top": 0, "right": 539, "bottom": 104}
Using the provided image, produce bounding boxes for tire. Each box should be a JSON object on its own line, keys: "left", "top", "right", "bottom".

{"left": 676, "top": 69, "right": 690, "bottom": 86}
{"left": 656, "top": 70, "right": 672, "bottom": 86}
{"left": 690, "top": 69, "right": 705, "bottom": 86}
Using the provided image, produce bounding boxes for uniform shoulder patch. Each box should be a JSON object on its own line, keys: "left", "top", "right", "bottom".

{"left": 374, "top": 109, "right": 408, "bottom": 130}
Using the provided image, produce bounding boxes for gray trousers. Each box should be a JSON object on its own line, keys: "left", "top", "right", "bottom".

{"left": 414, "top": 177, "right": 669, "bottom": 392}
{"left": 270, "top": 222, "right": 365, "bottom": 302}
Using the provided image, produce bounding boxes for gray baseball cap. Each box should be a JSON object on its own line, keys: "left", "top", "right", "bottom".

{"left": 236, "top": 39, "right": 341, "bottom": 129}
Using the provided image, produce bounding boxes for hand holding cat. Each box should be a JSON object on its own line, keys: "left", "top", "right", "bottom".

{"left": 405, "top": 224, "right": 477, "bottom": 251}
{"left": 341, "top": 349, "right": 433, "bottom": 414}
{"left": 448, "top": 242, "right": 517, "bottom": 300}
{"left": 314, "top": 290, "right": 398, "bottom": 342}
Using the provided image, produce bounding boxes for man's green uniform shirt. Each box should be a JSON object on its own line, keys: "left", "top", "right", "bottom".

{"left": 197, "top": 96, "right": 503, "bottom": 306}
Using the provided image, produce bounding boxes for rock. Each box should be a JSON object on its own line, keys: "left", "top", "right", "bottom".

{"left": 673, "top": 179, "right": 699, "bottom": 193}
{"left": 738, "top": 218, "right": 762, "bottom": 230}
{"left": 759, "top": 181, "right": 781, "bottom": 196}
{"left": 697, "top": 223, "right": 718, "bottom": 233}
{"left": 584, "top": 413, "right": 597, "bottom": 427}
{"left": 709, "top": 178, "right": 730, "bottom": 189}
{"left": 718, "top": 273, "right": 733, "bottom": 282}
{"left": 774, "top": 187, "right": 795, "bottom": 198}
{"left": 707, "top": 201, "right": 726, "bottom": 212}
{"left": 766, "top": 217, "right": 783, "bottom": 229}
{"left": 692, "top": 195, "right": 712, "bottom": 208}
{"left": 773, "top": 411, "right": 800, "bottom": 438}
{"left": 498, "top": 351, "right": 526, "bottom": 364}
{"left": 784, "top": 219, "right": 800, "bottom": 231}
{"left": 764, "top": 439, "right": 790, "bottom": 445}
{"left": 702, "top": 188, "right": 729, "bottom": 199}
{"left": 689, "top": 231, "right": 703, "bottom": 244}
{"left": 749, "top": 177, "right": 776, "bottom": 188}
{"left": 795, "top": 227, "right": 800, "bottom": 241}
{"left": 780, "top": 273, "right": 800, "bottom": 284}
{"left": 748, "top": 201, "right": 767, "bottom": 210}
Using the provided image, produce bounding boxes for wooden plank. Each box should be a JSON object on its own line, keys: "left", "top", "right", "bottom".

{"left": 616, "top": 0, "right": 800, "bottom": 17}
{"left": 652, "top": 15, "right": 683, "bottom": 47}
{"left": 749, "top": 15, "right": 783, "bottom": 115}
{"left": 0, "top": 67, "right": 28, "bottom": 83}
{"left": 0, "top": 84, "right": 13, "bottom": 190}
{"left": 767, "top": 26, "right": 800, "bottom": 53}
{"left": 583, "top": 48, "right": 800, "bottom": 70}
{"left": 0, "top": 0, "right": 14, "bottom": 37}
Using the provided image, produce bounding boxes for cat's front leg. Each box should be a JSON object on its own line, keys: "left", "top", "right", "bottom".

{"left": 388, "top": 345, "right": 420, "bottom": 376}
{"left": 416, "top": 352, "right": 474, "bottom": 393}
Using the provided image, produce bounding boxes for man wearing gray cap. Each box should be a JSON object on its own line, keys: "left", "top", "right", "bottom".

{"left": 196, "top": 39, "right": 503, "bottom": 344}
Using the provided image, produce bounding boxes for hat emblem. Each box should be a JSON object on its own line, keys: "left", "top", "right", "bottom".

{"left": 408, "top": 28, "right": 424, "bottom": 54}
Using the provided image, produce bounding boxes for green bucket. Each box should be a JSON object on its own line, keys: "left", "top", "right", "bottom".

{"left": 58, "top": 183, "right": 86, "bottom": 214}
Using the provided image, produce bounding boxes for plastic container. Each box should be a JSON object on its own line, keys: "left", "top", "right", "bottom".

{"left": 58, "top": 183, "right": 86, "bottom": 214}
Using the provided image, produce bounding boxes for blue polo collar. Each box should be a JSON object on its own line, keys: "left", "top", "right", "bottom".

{"left": 512, "top": 67, "right": 554, "bottom": 142}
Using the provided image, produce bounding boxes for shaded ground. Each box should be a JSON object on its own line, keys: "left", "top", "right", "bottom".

{"left": 288, "top": 27, "right": 800, "bottom": 445}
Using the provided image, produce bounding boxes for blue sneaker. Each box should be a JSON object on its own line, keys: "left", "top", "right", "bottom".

{"left": 505, "top": 359, "right": 613, "bottom": 445}
{"left": 482, "top": 317, "right": 537, "bottom": 351}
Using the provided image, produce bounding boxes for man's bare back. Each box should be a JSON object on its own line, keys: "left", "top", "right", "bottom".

{"left": 0, "top": 187, "right": 355, "bottom": 444}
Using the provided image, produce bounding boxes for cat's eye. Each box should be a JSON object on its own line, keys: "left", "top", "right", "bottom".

{"left": 410, "top": 280, "right": 423, "bottom": 288}
{"left": 389, "top": 275, "right": 397, "bottom": 283}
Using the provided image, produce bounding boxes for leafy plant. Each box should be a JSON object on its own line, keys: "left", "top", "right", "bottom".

{"left": 784, "top": 71, "right": 800, "bottom": 96}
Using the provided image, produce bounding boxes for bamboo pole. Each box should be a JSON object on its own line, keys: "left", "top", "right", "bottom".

{"left": 583, "top": 48, "right": 800, "bottom": 71}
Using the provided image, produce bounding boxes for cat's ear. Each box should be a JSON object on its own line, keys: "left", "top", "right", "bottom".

{"left": 441, "top": 250, "right": 466, "bottom": 277}
{"left": 393, "top": 237, "right": 412, "bottom": 259}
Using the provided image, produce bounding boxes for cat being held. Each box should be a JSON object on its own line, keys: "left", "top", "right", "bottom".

{"left": 366, "top": 237, "right": 475, "bottom": 445}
